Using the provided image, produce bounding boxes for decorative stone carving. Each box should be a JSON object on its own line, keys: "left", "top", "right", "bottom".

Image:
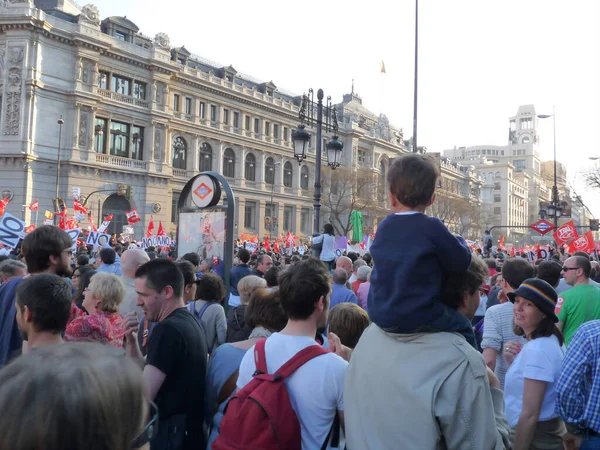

{"left": 153, "top": 33, "right": 170, "bottom": 49}
{"left": 77, "top": 58, "right": 83, "bottom": 80}
{"left": 3, "top": 47, "right": 24, "bottom": 136}
{"left": 154, "top": 128, "right": 162, "bottom": 161}
{"left": 91, "top": 62, "right": 98, "bottom": 87}
{"left": 151, "top": 80, "right": 158, "bottom": 102}
{"left": 161, "top": 83, "right": 168, "bottom": 105}
{"left": 80, "top": 4, "right": 100, "bottom": 26}
{"left": 377, "top": 114, "right": 391, "bottom": 141}
{"left": 78, "top": 110, "right": 88, "bottom": 147}
{"left": 0, "top": 46, "right": 5, "bottom": 80}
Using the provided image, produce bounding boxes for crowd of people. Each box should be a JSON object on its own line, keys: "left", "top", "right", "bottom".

{"left": 0, "top": 152, "right": 600, "bottom": 450}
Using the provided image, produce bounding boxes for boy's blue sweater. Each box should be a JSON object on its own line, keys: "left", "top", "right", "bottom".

{"left": 368, "top": 213, "right": 473, "bottom": 337}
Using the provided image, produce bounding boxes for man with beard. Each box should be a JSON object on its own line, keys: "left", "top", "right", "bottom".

{"left": 122, "top": 259, "right": 208, "bottom": 450}
{"left": 0, "top": 226, "right": 73, "bottom": 367}
{"left": 15, "top": 274, "right": 71, "bottom": 350}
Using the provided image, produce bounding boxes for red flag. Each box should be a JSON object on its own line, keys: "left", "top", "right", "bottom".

{"left": 536, "top": 243, "right": 543, "bottom": 260}
{"left": 146, "top": 216, "right": 155, "bottom": 238}
{"left": 510, "top": 246, "right": 516, "bottom": 257}
{"left": 157, "top": 221, "right": 166, "bottom": 236}
{"left": 250, "top": 235, "right": 258, "bottom": 244}
{"left": 28, "top": 200, "right": 39, "bottom": 211}
{"left": 73, "top": 198, "right": 88, "bottom": 214}
{"left": 264, "top": 237, "right": 271, "bottom": 252}
{"left": 105, "top": 214, "right": 114, "bottom": 221}
{"left": 89, "top": 213, "right": 97, "bottom": 232}
{"left": 65, "top": 217, "right": 77, "bottom": 230}
{"left": 568, "top": 231, "right": 595, "bottom": 254}
{"left": 498, "top": 235, "right": 505, "bottom": 249}
{"left": 125, "top": 209, "right": 141, "bottom": 224}
{"left": 0, "top": 197, "right": 9, "bottom": 217}
{"left": 274, "top": 242, "right": 280, "bottom": 253}
{"left": 553, "top": 220, "right": 578, "bottom": 246}
{"left": 286, "top": 231, "right": 294, "bottom": 248}
{"left": 25, "top": 224, "right": 36, "bottom": 233}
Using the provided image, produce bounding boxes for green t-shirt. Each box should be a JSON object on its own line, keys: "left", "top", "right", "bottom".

{"left": 557, "top": 284, "right": 600, "bottom": 346}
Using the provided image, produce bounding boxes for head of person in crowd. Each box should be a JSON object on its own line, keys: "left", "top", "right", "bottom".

{"left": 362, "top": 252, "right": 372, "bottom": 267}
{"left": 335, "top": 256, "right": 352, "bottom": 278}
{"left": 332, "top": 268, "right": 348, "bottom": 286}
{"left": 501, "top": 258, "right": 535, "bottom": 299}
{"left": 346, "top": 252, "right": 358, "bottom": 264}
{"left": 536, "top": 260, "right": 562, "bottom": 288}
{"left": 551, "top": 253, "right": 561, "bottom": 262}
{"left": 0, "top": 259, "right": 27, "bottom": 284}
{"left": 82, "top": 272, "right": 125, "bottom": 316}
{"left": 441, "top": 257, "right": 489, "bottom": 320}
{"left": 181, "top": 252, "right": 201, "bottom": 272}
{"left": 77, "top": 245, "right": 89, "bottom": 255}
{"left": 352, "top": 258, "right": 366, "bottom": 277}
{"left": 509, "top": 278, "right": 563, "bottom": 345}
{"left": 71, "top": 265, "right": 95, "bottom": 291}
{"left": 591, "top": 261, "right": 600, "bottom": 279}
{"left": 356, "top": 265, "right": 371, "bottom": 282}
{"left": 0, "top": 342, "right": 151, "bottom": 450}
{"left": 98, "top": 248, "right": 117, "bottom": 267}
{"left": 323, "top": 223, "right": 334, "bottom": 236}
{"left": 328, "top": 303, "right": 370, "bottom": 349}
{"left": 244, "top": 288, "right": 288, "bottom": 333}
{"left": 561, "top": 255, "right": 591, "bottom": 287}
{"left": 146, "top": 250, "right": 157, "bottom": 260}
{"left": 15, "top": 274, "right": 71, "bottom": 347}
{"left": 76, "top": 254, "right": 89, "bottom": 267}
{"left": 237, "top": 248, "right": 250, "bottom": 266}
{"left": 238, "top": 275, "right": 267, "bottom": 306}
{"left": 387, "top": 152, "right": 438, "bottom": 213}
{"left": 256, "top": 254, "right": 273, "bottom": 275}
{"left": 195, "top": 272, "right": 225, "bottom": 304}
{"left": 199, "top": 258, "right": 212, "bottom": 275}
{"left": 290, "top": 255, "right": 301, "bottom": 265}
{"left": 484, "top": 258, "right": 498, "bottom": 275}
{"left": 175, "top": 260, "right": 197, "bottom": 303}
{"left": 22, "top": 225, "right": 73, "bottom": 276}
{"left": 135, "top": 259, "right": 184, "bottom": 322}
{"left": 114, "top": 245, "right": 123, "bottom": 257}
{"left": 490, "top": 273, "right": 502, "bottom": 290}
{"left": 263, "top": 266, "right": 280, "bottom": 289}
{"left": 121, "top": 249, "right": 150, "bottom": 280}
{"left": 278, "top": 258, "right": 331, "bottom": 330}
{"left": 73, "top": 268, "right": 97, "bottom": 306}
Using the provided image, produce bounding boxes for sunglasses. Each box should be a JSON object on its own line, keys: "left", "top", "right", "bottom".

{"left": 561, "top": 267, "right": 578, "bottom": 272}
{"left": 131, "top": 402, "right": 159, "bottom": 449}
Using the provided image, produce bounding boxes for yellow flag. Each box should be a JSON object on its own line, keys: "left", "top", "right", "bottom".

{"left": 45, "top": 210, "right": 53, "bottom": 219}
{"left": 381, "top": 60, "right": 386, "bottom": 73}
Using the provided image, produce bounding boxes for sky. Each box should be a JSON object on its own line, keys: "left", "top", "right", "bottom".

{"left": 91, "top": 0, "right": 600, "bottom": 216}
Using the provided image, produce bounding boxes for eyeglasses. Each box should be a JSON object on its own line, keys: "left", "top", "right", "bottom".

{"left": 561, "top": 267, "right": 579, "bottom": 272}
{"left": 131, "top": 402, "right": 159, "bottom": 449}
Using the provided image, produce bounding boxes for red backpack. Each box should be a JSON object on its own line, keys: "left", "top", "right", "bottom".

{"left": 212, "top": 338, "right": 328, "bottom": 450}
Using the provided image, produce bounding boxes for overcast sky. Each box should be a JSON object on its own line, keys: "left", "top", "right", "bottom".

{"left": 91, "top": 0, "right": 600, "bottom": 216}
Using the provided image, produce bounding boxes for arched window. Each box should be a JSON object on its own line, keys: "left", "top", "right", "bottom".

{"left": 283, "top": 161, "right": 293, "bottom": 187}
{"left": 199, "top": 142, "right": 213, "bottom": 172}
{"left": 301, "top": 165, "right": 309, "bottom": 190}
{"left": 223, "top": 148, "right": 235, "bottom": 178}
{"left": 265, "top": 157, "right": 275, "bottom": 185}
{"left": 245, "top": 153, "right": 256, "bottom": 181}
{"left": 172, "top": 137, "right": 187, "bottom": 169}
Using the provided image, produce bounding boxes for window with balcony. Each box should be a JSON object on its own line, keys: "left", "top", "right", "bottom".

{"left": 131, "top": 126, "right": 144, "bottom": 160}
{"left": 301, "top": 166, "right": 309, "bottom": 190}
{"left": 199, "top": 142, "right": 212, "bottom": 172}
{"left": 109, "top": 121, "right": 129, "bottom": 157}
{"left": 111, "top": 75, "right": 131, "bottom": 95}
{"left": 171, "top": 191, "right": 180, "bottom": 223}
{"left": 301, "top": 208, "right": 310, "bottom": 234}
{"left": 283, "top": 162, "right": 293, "bottom": 187}
{"left": 210, "top": 105, "right": 217, "bottom": 122}
{"left": 244, "top": 202, "right": 256, "bottom": 229}
{"left": 173, "top": 94, "right": 180, "bottom": 112}
{"left": 233, "top": 111, "right": 239, "bottom": 128}
{"left": 98, "top": 72, "right": 109, "bottom": 90}
{"left": 265, "top": 157, "right": 275, "bottom": 185}
{"left": 284, "top": 206, "right": 293, "bottom": 232}
{"left": 223, "top": 109, "right": 229, "bottom": 125}
{"left": 172, "top": 137, "right": 187, "bottom": 169}
{"left": 223, "top": 148, "right": 235, "bottom": 178}
{"left": 245, "top": 153, "right": 256, "bottom": 181}
{"left": 133, "top": 81, "right": 146, "bottom": 100}
{"left": 185, "top": 97, "right": 192, "bottom": 116}
{"left": 199, "top": 102, "right": 205, "bottom": 119}
{"left": 95, "top": 118, "right": 107, "bottom": 154}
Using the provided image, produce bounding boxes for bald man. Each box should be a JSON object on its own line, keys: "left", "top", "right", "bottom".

{"left": 120, "top": 249, "right": 150, "bottom": 316}
{"left": 336, "top": 256, "right": 353, "bottom": 289}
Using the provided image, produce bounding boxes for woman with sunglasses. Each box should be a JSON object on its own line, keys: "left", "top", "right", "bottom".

{"left": 503, "top": 278, "right": 566, "bottom": 450}
{"left": 0, "top": 342, "right": 157, "bottom": 450}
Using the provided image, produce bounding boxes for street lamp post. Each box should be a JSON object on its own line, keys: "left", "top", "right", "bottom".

{"left": 537, "top": 107, "right": 559, "bottom": 228}
{"left": 291, "top": 89, "right": 343, "bottom": 235}
{"left": 268, "top": 161, "right": 281, "bottom": 243}
{"left": 54, "top": 116, "right": 65, "bottom": 225}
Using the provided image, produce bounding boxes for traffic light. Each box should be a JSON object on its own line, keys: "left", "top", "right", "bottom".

{"left": 590, "top": 219, "right": 599, "bottom": 231}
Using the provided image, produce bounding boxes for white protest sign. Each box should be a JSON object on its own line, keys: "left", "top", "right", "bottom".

{"left": 122, "top": 226, "right": 134, "bottom": 236}
{"left": 298, "top": 245, "right": 306, "bottom": 255}
{"left": 86, "top": 231, "right": 111, "bottom": 248}
{"left": 66, "top": 228, "right": 81, "bottom": 253}
{"left": 245, "top": 242, "right": 258, "bottom": 254}
{"left": 98, "top": 221, "right": 111, "bottom": 233}
{"left": 75, "top": 212, "right": 85, "bottom": 222}
{"left": 72, "top": 187, "right": 81, "bottom": 199}
{"left": 139, "top": 236, "right": 172, "bottom": 249}
{"left": 128, "top": 244, "right": 138, "bottom": 250}
{"left": 335, "top": 249, "right": 343, "bottom": 257}
{"left": 0, "top": 213, "right": 26, "bottom": 249}
{"left": 44, "top": 219, "right": 53, "bottom": 225}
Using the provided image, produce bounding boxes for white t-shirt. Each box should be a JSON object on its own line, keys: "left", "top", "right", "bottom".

{"left": 236, "top": 332, "right": 348, "bottom": 449}
{"left": 504, "top": 335, "right": 565, "bottom": 427}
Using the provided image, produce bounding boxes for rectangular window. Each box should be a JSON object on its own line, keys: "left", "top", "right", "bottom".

{"left": 111, "top": 75, "right": 131, "bottom": 95}
{"left": 210, "top": 105, "right": 217, "bottom": 122}
{"left": 358, "top": 150, "right": 367, "bottom": 164}
{"left": 254, "top": 118, "right": 260, "bottom": 133}
{"left": 94, "top": 118, "right": 107, "bottom": 154}
{"left": 284, "top": 206, "right": 293, "bottom": 232}
{"left": 109, "top": 121, "right": 129, "bottom": 158}
{"left": 199, "top": 102, "right": 205, "bottom": 119}
{"left": 132, "top": 126, "right": 144, "bottom": 161}
{"left": 273, "top": 124, "right": 279, "bottom": 139}
{"left": 98, "top": 71, "right": 109, "bottom": 90}
{"left": 494, "top": 182, "right": 501, "bottom": 190}
{"left": 494, "top": 207, "right": 501, "bottom": 215}
{"left": 301, "top": 209, "right": 310, "bottom": 234}
{"left": 265, "top": 121, "right": 270, "bottom": 137}
{"left": 185, "top": 97, "right": 192, "bottom": 115}
{"left": 244, "top": 202, "right": 256, "bottom": 229}
{"left": 114, "top": 30, "right": 127, "bottom": 41}
{"left": 283, "top": 127, "right": 289, "bottom": 141}
{"left": 133, "top": 81, "right": 146, "bottom": 100}
{"left": 173, "top": 94, "right": 180, "bottom": 112}
{"left": 265, "top": 203, "right": 273, "bottom": 221}
{"left": 223, "top": 109, "right": 229, "bottom": 125}
{"left": 233, "top": 111, "right": 239, "bottom": 128}
{"left": 171, "top": 192, "right": 180, "bottom": 223}
{"left": 514, "top": 160, "right": 526, "bottom": 172}
{"left": 494, "top": 195, "right": 501, "bottom": 203}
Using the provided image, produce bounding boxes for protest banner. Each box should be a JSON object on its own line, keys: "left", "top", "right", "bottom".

{"left": 0, "top": 213, "right": 25, "bottom": 249}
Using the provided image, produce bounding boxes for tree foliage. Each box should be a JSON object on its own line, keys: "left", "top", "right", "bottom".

{"left": 583, "top": 163, "right": 600, "bottom": 191}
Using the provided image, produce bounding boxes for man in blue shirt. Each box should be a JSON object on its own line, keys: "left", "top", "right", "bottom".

{"left": 330, "top": 269, "right": 358, "bottom": 310}
{"left": 228, "top": 249, "right": 252, "bottom": 307}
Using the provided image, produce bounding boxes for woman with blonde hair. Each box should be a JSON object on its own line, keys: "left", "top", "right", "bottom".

{"left": 225, "top": 275, "right": 267, "bottom": 343}
{"left": 65, "top": 272, "right": 126, "bottom": 347}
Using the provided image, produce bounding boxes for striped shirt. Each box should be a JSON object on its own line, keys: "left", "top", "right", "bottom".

{"left": 557, "top": 320, "right": 600, "bottom": 433}
{"left": 481, "top": 301, "right": 526, "bottom": 389}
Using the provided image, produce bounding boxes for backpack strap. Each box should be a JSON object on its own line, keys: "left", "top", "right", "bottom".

{"left": 197, "top": 301, "right": 213, "bottom": 320}
{"left": 188, "top": 300, "right": 196, "bottom": 315}
{"left": 254, "top": 338, "right": 268, "bottom": 374}
{"left": 275, "top": 344, "right": 328, "bottom": 379}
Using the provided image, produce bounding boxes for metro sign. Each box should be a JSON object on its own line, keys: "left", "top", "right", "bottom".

{"left": 530, "top": 219, "right": 555, "bottom": 235}
{"left": 193, "top": 182, "right": 213, "bottom": 201}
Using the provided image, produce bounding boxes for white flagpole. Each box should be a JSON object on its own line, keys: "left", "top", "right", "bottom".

{"left": 35, "top": 208, "right": 38, "bottom": 227}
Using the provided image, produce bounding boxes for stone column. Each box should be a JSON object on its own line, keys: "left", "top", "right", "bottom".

{"left": 191, "top": 135, "right": 200, "bottom": 174}
{"left": 214, "top": 141, "right": 223, "bottom": 175}
{"left": 236, "top": 197, "right": 245, "bottom": 238}
{"left": 258, "top": 199, "right": 266, "bottom": 240}
{"left": 294, "top": 204, "right": 302, "bottom": 236}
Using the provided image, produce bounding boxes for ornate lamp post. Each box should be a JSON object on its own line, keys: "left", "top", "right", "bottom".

{"left": 538, "top": 107, "right": 560, "bottom": 228}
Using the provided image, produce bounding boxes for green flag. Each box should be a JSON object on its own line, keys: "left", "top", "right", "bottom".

{"left": 350, "top": 210, "right": 363, "bottom": 243}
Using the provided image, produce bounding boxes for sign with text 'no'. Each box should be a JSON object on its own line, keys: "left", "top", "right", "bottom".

{"left": 86, "top": 231, "right": 111, "bottom": 248}
{"left": 0, "top": 213, "right": 26, "bottom": 249}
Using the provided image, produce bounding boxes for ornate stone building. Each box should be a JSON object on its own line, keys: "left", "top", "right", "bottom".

{"left": 0, "top": 0, "right": 409, "bottom": 239}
